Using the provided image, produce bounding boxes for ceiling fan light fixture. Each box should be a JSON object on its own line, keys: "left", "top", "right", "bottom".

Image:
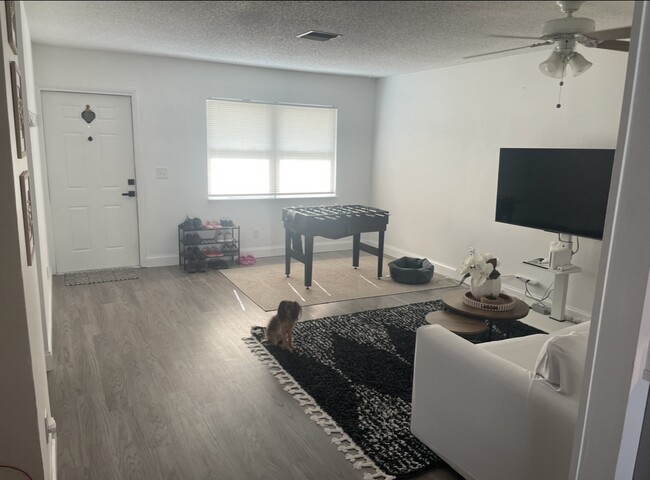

{"left": 568, "top": 52, "right": 593, "bottom": 76}
{"left": 539, "top": 51, "right": 565, "bottom": 78}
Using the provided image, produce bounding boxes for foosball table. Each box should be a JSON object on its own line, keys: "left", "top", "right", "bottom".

{"left": 282, "top": 204, "right": 390, "bottom": 288}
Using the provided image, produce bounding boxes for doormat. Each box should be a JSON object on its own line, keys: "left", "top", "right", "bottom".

{"left": 64, "top": 268, "right": 139, "bottom": 286}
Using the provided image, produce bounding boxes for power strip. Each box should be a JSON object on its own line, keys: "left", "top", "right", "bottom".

{"left": 531, "top": 303, "right": 551, "bottom": 315}
{"left": 515, "top": 274, "right": 539, "bottom": 286}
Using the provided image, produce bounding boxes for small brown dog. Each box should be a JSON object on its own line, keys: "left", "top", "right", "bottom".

{"left": 266, "top": 300, "right": 302, "bottom": 351}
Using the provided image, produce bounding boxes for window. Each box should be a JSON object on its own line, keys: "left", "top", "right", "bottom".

{"left": 206, "top": 99, "right": 337, "bottom": 199}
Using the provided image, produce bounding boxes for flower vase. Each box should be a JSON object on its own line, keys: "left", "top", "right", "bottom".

{"left": 470, "top": 277, "right": 502, "bottom": 300}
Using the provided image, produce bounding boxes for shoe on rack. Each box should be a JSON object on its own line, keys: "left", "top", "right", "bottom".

{"left": 185, "top": 250, "right": 197, "bottom": 273}
{"left": 204, "top": 219, "right": 221, "bottom": 229}
{"left": 187, "top": 260, "right": 198, "bottom": 273}
{"left": 180, "top": 216, "right": 194, "bottom": 230}
{"left": 185, "top": 233, "right": 202, "bottom": 245}
{"left": 193, "top": 217, "right": 203, "bottom": 229}
{"left": 197, "top": 257, "right": 208, "bottom": 273}
{"left": 209, "top": 259, "right": 229, "bottom": 270}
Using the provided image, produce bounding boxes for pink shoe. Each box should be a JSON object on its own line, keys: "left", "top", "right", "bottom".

{"left": 239, "top": 254, "right": 256, "bottom": 265}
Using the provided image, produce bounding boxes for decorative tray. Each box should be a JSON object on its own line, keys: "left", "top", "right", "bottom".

{"left": 462, "top": 292, "right": 515, "bottom": 311}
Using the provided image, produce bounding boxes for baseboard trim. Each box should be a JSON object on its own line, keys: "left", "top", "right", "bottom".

{"left": 146, "top": 240, "right": 354, "bottom": 267}
{"left": 144, "top": 255, "right": 179, "bottom": 268}
{"left": 383, "top": 243, "right": 591, "bottom": 323}
{"left": 242, "top": 240, "right": 353, "bottom": 259}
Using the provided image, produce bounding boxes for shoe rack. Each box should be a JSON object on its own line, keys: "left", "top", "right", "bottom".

{"left": 178, "top": 223, "right": 240, "bottom": 272}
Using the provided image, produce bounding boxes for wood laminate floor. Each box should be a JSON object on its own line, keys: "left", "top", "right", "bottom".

{"left": 49, "top": 252, "right": 464, "bottom": 480}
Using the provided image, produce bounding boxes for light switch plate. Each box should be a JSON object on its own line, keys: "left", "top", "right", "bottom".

{"left": 155, "top": 167, "right": 168, "bottom": 179}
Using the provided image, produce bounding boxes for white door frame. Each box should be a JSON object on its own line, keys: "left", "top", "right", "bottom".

{"left": 37, "top": 87, "right": 147, "bottom": 274}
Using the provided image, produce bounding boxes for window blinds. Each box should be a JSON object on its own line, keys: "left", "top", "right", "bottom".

{"left": 206, "top": 99, "right": 337, "bottom": 198}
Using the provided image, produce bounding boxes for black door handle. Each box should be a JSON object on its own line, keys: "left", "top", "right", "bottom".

{"left": 122, "top": 191, "right": 136, "bottom": 197}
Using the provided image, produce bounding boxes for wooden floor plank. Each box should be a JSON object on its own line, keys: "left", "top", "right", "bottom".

{"left": 49, "top": 252, "right": 464, "bottom": 479}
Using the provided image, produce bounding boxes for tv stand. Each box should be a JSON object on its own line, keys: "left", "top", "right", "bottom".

{"left": 523, "top": 258, "right": 581, "bottom": 322}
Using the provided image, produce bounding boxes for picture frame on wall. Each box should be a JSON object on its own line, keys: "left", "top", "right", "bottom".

{"left": 10, "top": 61, "right": 26, "bottom": 158}
{"left": 5, "top": 0, "right": 18, "bottom": 55}
{"left": 19, "top": 171, "right": 35, "bottom": 266}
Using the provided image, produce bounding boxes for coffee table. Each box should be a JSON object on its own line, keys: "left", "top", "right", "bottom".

{"left": 425, "top": 310, "right": 489, "bottom": 336}
{"left": 427, "top": 290, "right": 530, "bottom": 339}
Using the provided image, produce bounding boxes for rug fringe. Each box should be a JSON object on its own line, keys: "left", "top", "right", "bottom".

{"left": 243, "top": 334, "right": 396, "bottom": 480}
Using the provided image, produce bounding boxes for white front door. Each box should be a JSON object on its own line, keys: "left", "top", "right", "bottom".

{"left": 42, "top": 92, "right": 139, "bottom": 273}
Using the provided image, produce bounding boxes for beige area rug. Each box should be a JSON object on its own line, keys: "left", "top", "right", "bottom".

{"left": 220, "top": 255, "right": 458, "bottom": 311}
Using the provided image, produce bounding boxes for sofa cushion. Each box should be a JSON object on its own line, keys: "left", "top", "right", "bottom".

{"left": 548, "top": 320, "right": 590, "bottom": 337}
{"left": 479, "top": 334, "right": 550, "bottom": 371}
{"left": 534, "top": 330, "right": 589, "bottom": 396}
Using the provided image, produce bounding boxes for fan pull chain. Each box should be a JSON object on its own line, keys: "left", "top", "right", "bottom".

{"left": 556, "top": 62, "right": 567, "bottom": 109}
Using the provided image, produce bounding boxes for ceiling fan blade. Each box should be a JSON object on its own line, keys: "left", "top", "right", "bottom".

{"left": 596, "top": 39, "right": 630, "bottom": 52}
{"left": 463, "top": 41, "right": 553, "bottom": 59}
{"left": 488, "top": 34, "right": 546, "bottom": 40}
{"left": 587, "top": 26, "right": 632, "bottom": 40}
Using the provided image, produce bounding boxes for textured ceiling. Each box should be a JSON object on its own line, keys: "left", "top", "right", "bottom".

{"left": 24, "top": 1, "right": 635, "bottom": 77}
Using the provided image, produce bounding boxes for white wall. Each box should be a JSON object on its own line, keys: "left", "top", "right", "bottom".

{"left": 372, "top": 48, "right": 628, "bottom": 317}
{"left": 32, "top": 45, "right": 376, "bottom": 269}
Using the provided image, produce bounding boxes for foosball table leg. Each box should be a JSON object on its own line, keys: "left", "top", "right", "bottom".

{"left": 377, "top": 230, "right": 385, "bottom": 278}
{"left": 304, "top": 235, "right": 314, "bottom": 288}
{"left": 352, "top": 233, "right": 360, "bottom": 269}
{"left": 285, "top": 230, "right": 291, "bottom": 276}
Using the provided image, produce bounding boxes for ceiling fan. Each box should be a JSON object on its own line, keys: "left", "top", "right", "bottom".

{"left": 465, "top": 1, "right": 632, "bottom": 78}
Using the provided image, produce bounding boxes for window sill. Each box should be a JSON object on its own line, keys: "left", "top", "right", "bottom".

{"left": 208, "top": 193, "right": 337, "bottom": 201}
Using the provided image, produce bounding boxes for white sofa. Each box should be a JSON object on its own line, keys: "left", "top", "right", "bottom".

{"left": 411, "top": 320, "right": 591, "bottom": 480}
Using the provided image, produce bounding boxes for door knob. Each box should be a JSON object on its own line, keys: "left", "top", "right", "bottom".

{"left": 122, "top": 191, "right": 136, "bottom": 197}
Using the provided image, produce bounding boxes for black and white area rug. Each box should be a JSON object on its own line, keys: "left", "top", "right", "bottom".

{"left": 64, "top": 267, "right": 139, "bottom": 286}
{"left": 244, "top": 300, "right": 545, "bottom": 480}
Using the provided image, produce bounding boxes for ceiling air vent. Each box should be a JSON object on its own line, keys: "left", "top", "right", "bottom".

{"left": 297, "top": 31, "right": 341, "bottom": 42}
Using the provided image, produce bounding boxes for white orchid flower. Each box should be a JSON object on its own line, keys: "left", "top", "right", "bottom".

{"left": 470, "top": 260, "right": 494, "bottom": 286}
{"left": 457, "top": 253, "right": 476, "bottom": 276}
{"left": 458, "top": 249, "right": 500, "bottom": 286}
{"left": 483, "top": 252, "right": 501, "bottom": 268}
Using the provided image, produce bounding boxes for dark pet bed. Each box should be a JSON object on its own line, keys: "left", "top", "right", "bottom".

{"left": 388, "top": 257, "right": 434, "bottom": 284}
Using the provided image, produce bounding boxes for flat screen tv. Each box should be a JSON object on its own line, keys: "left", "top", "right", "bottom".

{"left": 495, "top": 148, "right": 615, "bottom": 240}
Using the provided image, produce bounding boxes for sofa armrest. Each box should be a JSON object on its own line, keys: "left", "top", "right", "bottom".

{"left": 411, "top": 325, "right": 534, "bottom": 480}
